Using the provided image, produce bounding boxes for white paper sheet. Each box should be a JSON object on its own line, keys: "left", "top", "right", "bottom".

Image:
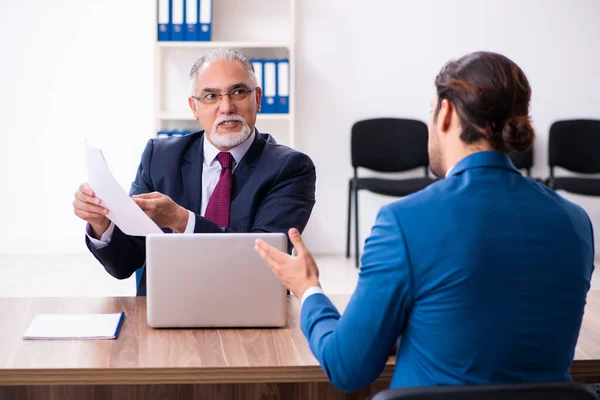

{"left": 86, "top": 145, "right": 164, "bottom": 236}
{"left": 23, "top": 313, "right": 125, "bottom": 340}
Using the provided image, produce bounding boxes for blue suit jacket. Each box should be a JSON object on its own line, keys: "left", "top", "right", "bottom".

{"left": 301, "top": 151, "right": 594, "bottom": 392}
{"left": 86, "top": 131, "right": 316, "bottom": 295}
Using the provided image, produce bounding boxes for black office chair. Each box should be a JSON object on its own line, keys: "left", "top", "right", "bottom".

{"left": 508, "top": 147, "right": 533, "bottom": 176}
{"left": 547, "top": 119, "right": 600, "bottom": 195}
{"left": 346, "top": 118, "right": 436, "bottom": 268}
{"left": 370, "top": 382, "right": 597, "bottom": 400}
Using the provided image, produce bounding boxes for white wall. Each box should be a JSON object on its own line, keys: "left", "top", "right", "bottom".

{"left": 0, "top": 0, "right": 154, "bottom": 254}
{"left": 295, "top": 0, "right": 600, "bottom": 254}
{"left": 0, "top": 0, "right": 599, "bottom": 255}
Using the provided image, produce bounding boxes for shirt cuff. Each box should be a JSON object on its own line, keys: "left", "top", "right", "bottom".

{"left": 301, "top": 286, "right": 325, "bottom": 307}
{"left": 184, "top": 210, "right": 195, "bottom": 234}
{"left": 86, "top": 222, "right": 115, "bottom": 249}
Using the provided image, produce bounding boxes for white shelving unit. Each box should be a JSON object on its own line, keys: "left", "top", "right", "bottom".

{"left": 156, "top": 41, "right": 291, "bottom": 49}
{"left": 154, "top": 0, "right": 296, "bottom": 148}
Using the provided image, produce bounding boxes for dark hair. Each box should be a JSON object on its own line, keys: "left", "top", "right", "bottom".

{"left": 434, "top": 51, "right": 535, "bottom": 153}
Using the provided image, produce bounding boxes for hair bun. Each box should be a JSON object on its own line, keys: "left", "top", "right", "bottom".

{"left": 502, "top": 115, "right": 535, "bottom": 152}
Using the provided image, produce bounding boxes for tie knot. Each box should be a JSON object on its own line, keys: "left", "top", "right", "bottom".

{"left": 217, "top": 152, "right": 233, "bottom": 169}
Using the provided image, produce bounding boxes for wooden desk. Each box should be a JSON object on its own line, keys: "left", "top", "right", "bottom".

{"left": 0, "top": 295, "right": 390, "bottom": 399}
{"left": 1, "top": 291, "right": 600, "bottom": 400}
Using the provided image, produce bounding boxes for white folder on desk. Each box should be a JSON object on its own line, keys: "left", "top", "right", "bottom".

{"left": 23, "top": 313, "right": 125, "bottom": 340}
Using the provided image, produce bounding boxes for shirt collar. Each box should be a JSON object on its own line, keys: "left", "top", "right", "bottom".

{"left": 203, "top": 129, "right": 256, "bottom": 167}
{"left": 445, "top": 151, "right": 519, "bottom": 178}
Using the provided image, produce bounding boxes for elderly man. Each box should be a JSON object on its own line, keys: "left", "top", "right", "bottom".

{"left": 73, "top": 49, "right": 316, "bottom": 295}
{"left": 256, "top": 51, "right": 594, "bottom": 391}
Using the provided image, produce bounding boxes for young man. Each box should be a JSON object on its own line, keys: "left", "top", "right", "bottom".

{"left": 256, "top": 51, "right": 594, "bottom": 391}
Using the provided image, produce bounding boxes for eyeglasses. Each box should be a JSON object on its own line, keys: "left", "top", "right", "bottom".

{"left": 192, "top": 87, "right": 258, "bottom": 105}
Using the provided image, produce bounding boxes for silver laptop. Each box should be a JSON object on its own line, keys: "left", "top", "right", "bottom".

{"left": 146, "top": 233, "right": 287, "bottom": 328}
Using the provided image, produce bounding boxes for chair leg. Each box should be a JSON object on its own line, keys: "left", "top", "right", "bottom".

{"left": 346, "top": 180, "right": 352, "bottom": 258}
{"left": 354, "top": 188, "right": 360, "bottom": 268}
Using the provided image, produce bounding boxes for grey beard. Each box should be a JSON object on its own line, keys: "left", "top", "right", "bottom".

{"left": 209, "top": 118, "right": 252, "bottom": 148}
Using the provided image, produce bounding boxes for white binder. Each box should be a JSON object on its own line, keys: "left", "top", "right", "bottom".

{"left": 171, "top": 0, "right": 184, "bottom": 40}
{"left": 199, "top": 0, "right": 212, "bottom": 40}
{"left": 277, "top": 60, "right": 290, "bottom": 113}
{"left": 263, "top": 60, "right": 277, "bottom": 113}
{"left": 252, "top": 60, "right": 263, "bottom": 90}
{"left": 185, "top": 0, "right": 198, "bottom": 40}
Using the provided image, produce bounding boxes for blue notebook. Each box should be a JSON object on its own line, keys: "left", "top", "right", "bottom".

{"left": 22, "top": 312, "right": 125, "bottom": 340}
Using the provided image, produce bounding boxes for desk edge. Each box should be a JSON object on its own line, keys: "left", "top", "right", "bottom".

{"left": 0, "top": 365, "right": 396, "bottom": 386}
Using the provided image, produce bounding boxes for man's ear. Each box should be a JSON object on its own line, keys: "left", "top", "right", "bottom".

{"left": 438, "top": 98, "right": 454, "bottom": 134}
{"left": 255, "top": 86, "right": 262, "bottom": 112}
{"left": 188, "top": 97, "right": 199, "bottom": 120}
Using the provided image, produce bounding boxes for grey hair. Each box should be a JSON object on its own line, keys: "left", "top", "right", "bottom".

{"left": 189, "top": 48, "right": 257, "bottom": 96}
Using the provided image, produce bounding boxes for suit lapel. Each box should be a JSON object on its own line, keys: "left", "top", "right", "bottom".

{"left": 181, "top": 134, "right": 204, "bottom": 214}
{"left": 231, "top": 132, "right": 267, "bottom": 201}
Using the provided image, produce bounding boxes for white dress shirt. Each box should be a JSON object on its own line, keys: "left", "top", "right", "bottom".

{"left": 300, "top": 164, "right": 457, "bottom": 307}
{"left": 87, "top": 131, "right": 256, "bottom": 249}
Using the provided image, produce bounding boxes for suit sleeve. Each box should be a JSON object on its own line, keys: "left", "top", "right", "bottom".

{"left": 192, "top": 152, "right": 316, "bottom": 252}
{"left": 300, "top": 205, "right": 413, "bottom": 392}
{"left": 85, "top": 139, "right": 155, "bottom": 280}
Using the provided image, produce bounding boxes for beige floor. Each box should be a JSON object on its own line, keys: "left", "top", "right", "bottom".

{"left": 0, "top": 254, "right": 359, "bottom": 297}
{"left": 0, "top": 254, "right": 598, "bottom": 297}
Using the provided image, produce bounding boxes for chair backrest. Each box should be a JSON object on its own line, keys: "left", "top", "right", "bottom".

{"left": 370, "top": 382, "right": 597, "bottom": 400}
{"left": 135, "top": 267, "right": 143, "bottom": 291}
{"left": 508, "top": 147, "right": 533, "bottom": 175}
{"left": 351, "top": 118, "right": 429, "bottom": 172}
{"left": 549, "top": 119, "right": 600, "bottom": 173}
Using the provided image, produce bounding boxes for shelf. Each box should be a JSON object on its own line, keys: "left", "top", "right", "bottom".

{"left": 159, "top": 112, "right": 290, "bottom": 121}
{"left": 156, "top": 41, "right": 291, "bottom": 49}
{"left": 154, "top": 0, "right": 296, "bottom": 149}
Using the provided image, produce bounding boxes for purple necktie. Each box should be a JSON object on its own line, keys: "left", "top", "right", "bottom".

{"left": 204, "top": 152, "right": 234, "bottom": 227}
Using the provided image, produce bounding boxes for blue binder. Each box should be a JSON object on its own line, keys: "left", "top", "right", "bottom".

{"left": 276, "top": 59, "right": 290, "bottom": 114}
{"left": 157, "top": 0, "right": 170, "bottom": 41}
{"left": 199, "top": 0, "right": 212, "bottom": 41}
{"left": 184, "top": 0, "right": 198, "bottom": 41}
{"left": 170, "top": 0, "right": 184, "bottom": 41}
{"left": 262, "top": 59, "right": 277, "bottom": 113}
{"left": 251, "top": 59, "right": 264, "bottom": 113}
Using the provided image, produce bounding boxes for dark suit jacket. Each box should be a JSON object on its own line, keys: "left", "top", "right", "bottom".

{"left": 86, "top": 131, "right": 316, "bottom": 295}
